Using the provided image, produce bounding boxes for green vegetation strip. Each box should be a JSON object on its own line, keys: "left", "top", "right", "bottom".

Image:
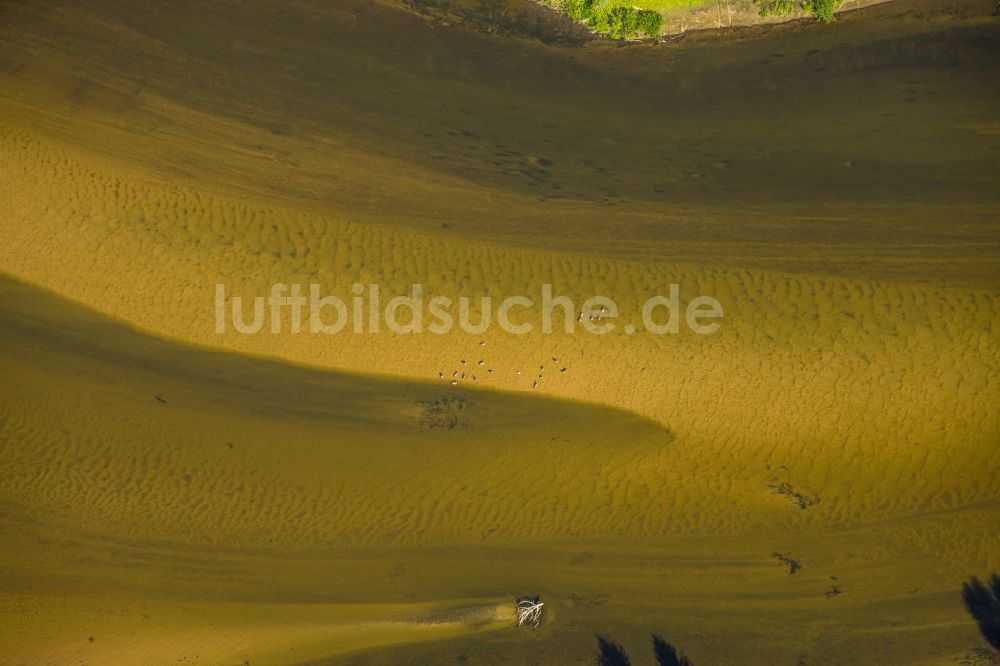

{"left": 758, "top": 0, "right": 841, "bottom": 22}
{"left": 546, "top": 0, "right": 843, "bottom": 40}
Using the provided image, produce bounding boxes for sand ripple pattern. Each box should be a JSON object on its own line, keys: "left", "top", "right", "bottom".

{"left": 1, "top": 130, "right": 997, "bottom": 543}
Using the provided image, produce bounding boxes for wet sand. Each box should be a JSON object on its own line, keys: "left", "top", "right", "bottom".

{"left": 0, "top": 0, "right": 998, "bottom": 663}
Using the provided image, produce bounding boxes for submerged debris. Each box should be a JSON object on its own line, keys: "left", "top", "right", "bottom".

{"left": 418, "top": 397, "right": 471, "bottom": 429}
{"left": 772, "top": 552, "right": 801, "bottom": 574}
{"left": 516, "top": 597, "right": 544, "bottom": 629}
{"left": 769, "top": 482, "right": 820, "bottom": 509}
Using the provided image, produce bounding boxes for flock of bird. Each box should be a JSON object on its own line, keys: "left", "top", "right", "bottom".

{"left": 438, "top": 340, "right": 568, "bottom": 389}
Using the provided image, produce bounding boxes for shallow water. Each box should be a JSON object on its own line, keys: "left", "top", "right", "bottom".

{"left": 1, "top": 0, "right": 997, "bottom": 283}
{"left": 0, "top": 0, "right": 998, "bottom": 663}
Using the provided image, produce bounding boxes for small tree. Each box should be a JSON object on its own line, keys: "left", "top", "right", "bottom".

{"left": 562, "top": 0, "right": 594, "bottom": 21}
{"left": 803, "top": 0, "right": 839, "bottom": 22}
{"left": 635, "top": 9, "right": 663, "bottom": 38}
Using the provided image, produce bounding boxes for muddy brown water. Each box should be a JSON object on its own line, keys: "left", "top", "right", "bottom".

{"left": 1, "top": 0, "right": 997, "bottom": 285}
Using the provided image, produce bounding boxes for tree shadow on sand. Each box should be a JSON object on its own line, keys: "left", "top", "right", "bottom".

{"left": 652, "top": 634, "right": 694, "bottom": 665}
{"left": 596, "top": 636, "right": 631, "bottom": 665}
{"left": 962, "top": 574, "right": 1000, "bottom": 652}
{"left": 595, "top": 635, "right": 694, "bottom": 665}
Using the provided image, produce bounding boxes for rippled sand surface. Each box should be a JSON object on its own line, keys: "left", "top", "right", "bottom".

{"left": 1, "top": 0, "right": 998, "bottom": 663}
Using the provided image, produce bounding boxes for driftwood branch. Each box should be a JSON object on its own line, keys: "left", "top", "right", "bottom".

{"left": 516, "top": 597, "right": 544, "bottom": 629}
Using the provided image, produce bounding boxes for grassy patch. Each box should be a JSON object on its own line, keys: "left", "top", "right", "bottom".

{"left": 758, "top": 0, "right": 795, "bottom": 17}
{"left": 757, "top": 0, "right": 842, "bottom": 21}
{"left": 622, "top": 0, "right": 706, "bottom": 8}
